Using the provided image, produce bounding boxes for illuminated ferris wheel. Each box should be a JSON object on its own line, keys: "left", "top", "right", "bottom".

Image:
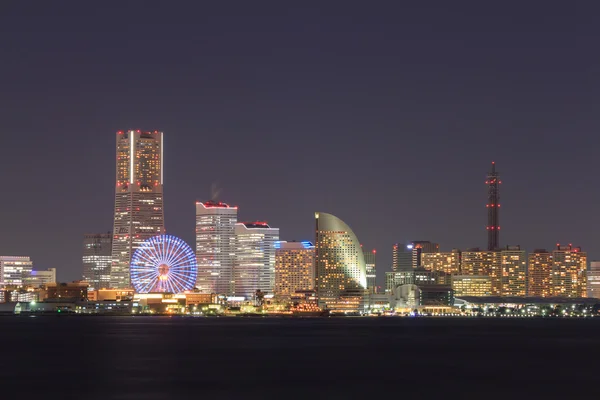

{"left": 130, "top": 235, "right": 197, "bottom": 294}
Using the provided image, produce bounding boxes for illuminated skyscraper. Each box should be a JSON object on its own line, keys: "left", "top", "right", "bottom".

{"left": 195, "top": 201, "right": 238, "bottom": 295}
{"left": 82, "top": 233, "right": 112, "bottom": 290}
{"left": 528, "top": 249, "right": 553, "bottom": 297}
{"left": 422, "top": 249, "right": 461, "bottom": 275}
{"left": 274, "top": 241, "right": 315, "bottom": 298}
{"left": 500, "top": 245, "right": 527, "bottom": 296}
{"left": 315, "top": 212, "right": 367, "bottom": 309}
{"left": 0, "top": 256, "right": 33, "bottom": 286}
{"left": 486, "top": 162, "right": 501, "bottom": 251}
{"left": 233, "top": 222, "right": 279, "bottom": 299}
{"left": 461, "top": 248, "right": 502, "bottom": 295}
{"left": 363, "top": 248, "right": 377, "bottom": 293}
{"left": 110, "top": 130, "right": 165, "bottom": 289}
{"left": 552, "top": 244, "right": 587, "bottom": 297}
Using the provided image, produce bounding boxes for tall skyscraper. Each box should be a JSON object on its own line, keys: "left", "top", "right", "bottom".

{"left": 363, "top": 248, "right": 377, "bottom": 293}
{"left": 587, "top": 261, "right": 600, "bottom": 299}
{"left": 83, "top": 233, "right": 113, "bottom": 290}
{"left": 500, "top": 245, "right": 527, "bottom": 296}
{"left": 486, "top": 162, "right": 501, "bottom": 251}
{"left": 315, "top": 212, "right": 367, "bottom": 309}
{"left": 233, "top": 222, "right": 279, "bottom": 299}
{"left": 195, "top": 201, "right": 238, "bottom": 295}
{"left": 422, "top": 249, "right": 461, "bottom": 275}
{"left": 0, "top": 256, "right": 33, "bottom": 286}
{"left": 528, "top": 249, "right": 553, "bottom": 297}
{"left": 274, "top": 241, "right": 315, "bottom": 298}
{"left": 461, "top": 248, "right": 502, "bottom": 295}
{"left": 552, "top": 244, "right": 587, "bottom": 297}
{"left": 392, "top": 243, "right": 413, "bottom": 271}
{"left": 110, "top": 130, "right": 165, "bottom": 289}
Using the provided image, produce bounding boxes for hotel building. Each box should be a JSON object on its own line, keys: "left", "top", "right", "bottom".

{"left": 500, "top": 245, "right": 527, "bottom": 296}
{"left": 274, "top": 241, "right": 315, "bottom": 298}
{"left": 461, "top": 249, "right": 502, "bottom": 295}
{"left": 422, "top": 249, "right": 461, "bottom": 275}
{"left": 552, "top": 244, "right": 587, "bottom": 297}
{"left": 110, "top": 130, "right": 165, "bottom": 289}
{"left": 82, "top": 233, "right": 112, "bottom": 290}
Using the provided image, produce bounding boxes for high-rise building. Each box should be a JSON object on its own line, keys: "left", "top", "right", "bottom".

{"left": 552, "top": 244, "right": 587, "bottom": 297}
{"left": 315, "top": 212, "right": 367, "bottom": 310}
{"left": 409, "top": 241, "right": 439, "bottom": 268}
{"left": 500, "top": 245, "right": 527, "bottom": 296}
{"left": 83, "top": 233, "right": 112, "bottom": 290}
{"left": 486, "top": 162, "right": 501, "bottom": 251}
{"left": 110, "top": 130, "right": 165, "bottom": 289}
{"left": 233, "top": 222, "right": 279, "bottom": 300}
{"left": 363, "top": 248, "right": 377, "bottom": 293}
{"left": 528, "top": 249, "right": 553, "bottom": 297}
{"left": 452, "top": 275, "right": 492, "bottom": 297}
{"left": 461, "top": 248, "right": 502, "bottom": 295}
{"left": 422, "top": 249, "right": 461, "bottom": 275}
{"left": 392, "top": 243, "right": 413, "bottom": 271}
{"left": 587, "top": 261, "right": 600, "bottom": 299}
{"left": 0, "top": 256, "right": 33, "bottom": 286}
{"left": 274, "top": 241, "right": 315, "bottom": 298}
{"left": 26, "top": 268, "right": 57, "bottom": 288}
{"left": 195, "top": 201, "right": 238, "bottom": 295}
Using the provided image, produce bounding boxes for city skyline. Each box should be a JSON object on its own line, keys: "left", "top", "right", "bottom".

{"left": 2, "top": 3, "right": 600, "bottom": 284}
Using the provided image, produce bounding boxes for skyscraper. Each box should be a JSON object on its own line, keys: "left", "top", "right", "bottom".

{"left": 195, "top": 201, "right": 238, "bottom": 295}
{"left": 110, "top": 130, "right": 165, "bottom": 289}
{"left": 315, "top": 212, "right": 367, "bottom": 309}
{"left": 500, "top": 245, "right": 527, "bottom": 296}
{"left": 486, "top": 162, "right": 501, "bottom": 251}
{"left": 461, "top": 248, "right": 502, "bottom": 295}
{"left": 528, "top": 249, "right": 553, "bottom": 297}
{"left": 422, "top": 249, "right": 461, "bottom": 275}
{"left": 587, "top": 261, "right": 600, "bottom": 299}
{"left": 0, "top": 256, "right": 33, "bottom": 286}
{"left": 82, "top": 233, "right": 112, "bottom": 290}
{"left": 233, "top": 222, "right": 279, "bottom": 299}
{"left": 552, "top": 244, "right": 587, "bottom": 297}
{"left": 274, "top": 241, "right": 315, "bottom": 298}
{"left": 392, "top": 243, "right": 413, "bottom": 271}
{"left": 363, "top": 248, "right": 377, "bottom": 293}
{"left": 409, "top": 241, "right": 439, "bottom": 268}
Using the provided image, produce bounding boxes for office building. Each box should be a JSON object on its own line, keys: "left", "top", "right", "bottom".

{"left": 452, "top": 275, "right": 492, "bottom": 297}
{"left": 587, "top": 261, "right": 600, "bottom": 299}
{"left": 274, "top": 241, "right": 315, "bottom": 298}
{"left": 315, "top": 212, "right": 367, "bottom": 310}
{"left": 195, "top": 201, "right": 238, "bottom": 295}
{"left": 386, "top": 271, "right": 414, "bottom": 293}
{"left": 82, "top": 233, "right": 112, "bottom": 290}
{"left": 409, "top": 241, "right": 439, "bottom": 268}
{"left": 46, "top": 282, "right": 89, "bottom": 300}
{"left": 26, "top": 268, "right": 57, "bottom": 288}
{"left": 500, "top": 245, "right": 527, "bottom": 296}
{"left": 392, "top": 243, "right": 413, "bottom": 271}
{"left": 486, "top": 161, "right": 501, "bottom": 250}
{"left": 422, "top": 249, "right": 461, "bottom": 275}
{"left": 110, "top": 130, "right": 165, "bottom": 289}
{"left": 385, "top": 268, "right": 449, "bottom": 292}
{"left": 363, "top": 248, "right": 377, "bottom": 293}
{"left": 552, "top": 244, "right": 587, "bottom": 297}
{"left": 418, "top": 285, "right": 454, "bottom": 306}
{"left": 461, "top": 249, "right": 502, "bottom": 295}
{"left": 528, "top": 250, "right": 553, "bottom": 297}
{"left": 233, "top": 222, "right": 279, "bottom": 300}
{"left": 0, "top": 256, "right": 33, "bottom": 286}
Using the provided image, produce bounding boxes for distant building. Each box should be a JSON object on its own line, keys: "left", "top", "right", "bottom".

{"left": 500, "top": 245, "right": 527, "bottom": 296}
{"left": 528, "top": 250, "right": 553, "bottom": 297}
{"left": 552, "top": 244, "right": 587, "bottom": 297}
{"left": 274, "top": 241, "right": 315, "bottom": 298}
{"left": 485, "top": 162, "right": 501, "bottom": 250}
{"left": 385, "top": 271, "right": 414, "bottom": 293}
{"left": 26, "top": 268, "right": 56, "bottom": 288}
{"left": 46, "top": 282, "right": 89, "bottom": 301}
{"left": 315, "top": 212, "right": 367, "bottom": 311}
{"left": 0, "top": 256, "right": 33, "bottom": 286}
{"left": 195, "top": 201, "right": 238, "bottom": 295}
{"left": 452, "top": 275, "right": 492, "bottom": 297}
{"left": 82, "top": 233, "right": 112, "bottom": 290}
{"left": 233, "top": 222, "right": 279, "bottom": 300}
{"left": 110, "top": 130, "right": 165, "bottom": 289}
{"left": 461, "top": 249, "right": 502, "bottom": 295}
{"left": 418, "top": 285, "right": 454, "bottom": 306}
{"left": 385, "top": 268, "right": 449, "bottom": 292}
{"left": 422, "top": 249, "right": 461, "bottom": 275}
{"left": 392, "top": 244, "right": 413, "bottom": 272}
{"left": 363, "top": 248, "right": 377, "bottom": 293}
{"left": 408, "top": 241, "right": 439, "bottom": 269}
{"left": 587, "top": 261, "right": 600, "bottom": 299}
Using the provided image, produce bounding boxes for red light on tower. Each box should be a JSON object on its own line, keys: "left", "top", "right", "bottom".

{"left": 372, "top": 249, "right": 376, "bottom": 254}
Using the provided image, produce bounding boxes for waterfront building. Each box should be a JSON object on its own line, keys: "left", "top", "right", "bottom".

{"left": 528, "top": 250, "right": 553, "bottom": 297}
{"left": 46, "top": 282, "right": 89, "bottom": 300}
{"left": 26, "top": 268, "right": 56, "bottom": 288}
{"left": 461, "top": 249, "right": 502, "bottom": 294}
{"left": 452, "top": 275, "right": 492, "bottom": 297}
{"left": 385, "top": 268, "right": 449, "bottom": 292}
{"left": 233, "top": 222, "right": 279, "bottom": 300}
{"left": 82, "top": 233, "right": 112, "bottom": 290}
{"left": 0, "top": 256, "right": 33, "bottom": 286}
{"left": 315, "top": 212, "right": 367, "bottom": 310}
{"left": 422, "top": 249, "right": 461, "bottom": 275}
{"left": 587, "top": 261, "right": 600, "bottom": 299}
{"left": 110, "top": 130, "right": 165, "bottom": 289}
{"left": 274, "top": 241, "right": 315, "bottom": 298}
{"left": 500, "top": 245, "right": 527, "bottom": 296}
{"left": 195, "top": 201, "right": 238, "bottom": 295}
{"left": 419, "top": 285, "right": 454, "bottom": 306}
{"left": 363, "top": 248, "right": 377, "bottom": 293}
{"left": 552, "top": 244, "right": 587, "bottom": 297}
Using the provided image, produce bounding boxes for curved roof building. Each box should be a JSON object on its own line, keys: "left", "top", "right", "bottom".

{"left": 315, "top": 212, "right": 367, "bottom": 309}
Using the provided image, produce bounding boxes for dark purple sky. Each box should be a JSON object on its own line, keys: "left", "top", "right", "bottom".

{"left": 1, "top": 1, "right": 599, "bottom": 285}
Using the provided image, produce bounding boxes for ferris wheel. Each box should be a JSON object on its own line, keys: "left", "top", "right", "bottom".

{"left": 130, "top": 235, "right": 198, "bottom": 293}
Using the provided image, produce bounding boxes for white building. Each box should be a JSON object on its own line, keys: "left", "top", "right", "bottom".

{"left": 233, "top": 222, "right": 279, "bottom": 300}
{"left": 0, "top": 256, "right": 33, "bottom": 286}
{"left": 26, "top": 268, "right": 56, "bottom": 288}
{"left": 195, "top": 201, "right": 238, "bottom": 295}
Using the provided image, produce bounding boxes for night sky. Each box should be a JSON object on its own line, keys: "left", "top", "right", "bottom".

{"left": 1, "top": 2, "right": 599, "bottom": 285}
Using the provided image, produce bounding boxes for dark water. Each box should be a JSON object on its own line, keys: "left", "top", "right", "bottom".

{"left": 2, "top": 316, "right": 600, "bottom": 399}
